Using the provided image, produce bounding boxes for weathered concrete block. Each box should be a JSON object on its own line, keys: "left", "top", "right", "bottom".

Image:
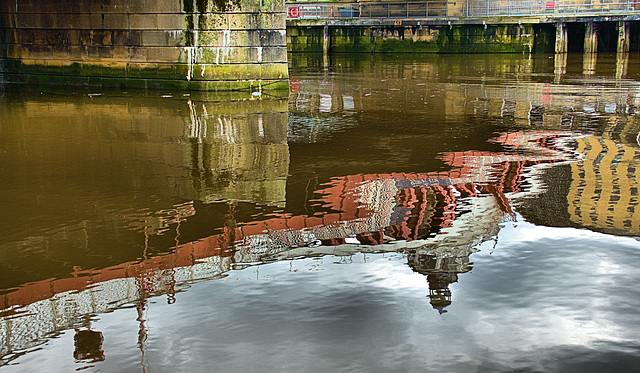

{"left": 86, "top": 46, "right": 102, "bottom": 60}
{"left": 0, "top": 13, "right": 16, "bottom": 28}
{"left": 103, "top": 14, "right": 130, "bottom": 30}
{"left": 33, "top": 30, "right": 48, "bottom": 45}
{"left": 156, "top": 62, "right": 179, "bottom": 78}
{"left": 186, "top": 62, "right": 289, "bottom": 80}
{"left": 2, "top": 0, "right": 288, "bottom": 90}
{"left": 35, "top": 13, "right": 55, "bottom": 28}
{"left": 28, "top": 45, "right": 54, "bottom": 59}
{"left": 111, "top": 30, "right": 143, "bottom": 47}
{"left": 99, "top": 46, "right": 115, "bottom": 59}
{"left": 47, "top": 30, "right": 70, "bottom": 47}
{"left": 6, "top": 45, "right": 22, "bottom": 59}
{"left": 258, "top": 30, "right": 287, "bottom": 46}
{"left": 147, "top": 46, "right": 183, "bottom": 62}
{"left": 73, "top": 30, "right": 89, "bottom": 46}
{"left": 109, "top": 46, "right": 130, "bottom": 61}
{"left": 129, "top": 14, "right": 159, "bottom": 30}
{"left": 260, "top": 62, "right": 288, "bottom": 80}
{"left": 260, "top": 0, "right": 285, "bottom": 13}
{"left": 194, "top": 13, "right": 229, "bottom": 30}
{"left": 45, "top": 59, "right": 75, "bottom": 69}
{"left": 157, "top": 14, "right": 186, "bottom": 30}
{"left": 68, "top": 46, "right": 89, "bottom": 61}
{"left": 127, "top": 47, "right": 148, "bottom": 62}
{"left": 52, "top": 13, "right": 74, "bottom": 29}
{"left": 51, "top": 44, "right": 72, "bottom": 60}
{"left": 186, "top": 30, "right": 283, "bottom": 48}
{"left": 260, "top": 46, "right": 287, "bottom": 62}
{"left": 142, "top": 30, "right": 170, "bottom": 46}
{"left": 16, "top": 15, "right": 34, "bottom": 29}
{"left": 70, "top": 14, "right": 93, "bottom": 30}
{"left": 144, "top": 0, "right": 183, "bottom": 13}
{"left": 74, "top": 30, "right": 113, "bottom": 47}
{"left": 96, "top": 31, "right": 113, "bottom": 46}
{"left": 89, "top": 0, "right": 141, "bottom": 14}
{"left": 127, "top": 62, "right": 159, "bottom": 78}
{"left": 229, "top": 13, "right": 284, "bottom": 31}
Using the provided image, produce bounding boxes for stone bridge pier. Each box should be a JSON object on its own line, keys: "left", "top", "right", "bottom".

{"left": 0, "top": 0, "right": 288, "bottom": 90}
{"left": 554, "top": 19, "right": 632, "bottom": 54}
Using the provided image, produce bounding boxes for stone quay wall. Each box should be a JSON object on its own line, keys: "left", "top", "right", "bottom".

{"left": 288, "top": 24, "right": 542, "bottom": 54}
{"left": 0, "top": 0, "right": 288, "bottom": 90}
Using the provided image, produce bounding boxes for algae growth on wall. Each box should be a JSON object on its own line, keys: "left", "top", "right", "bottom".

{"left": 288, "top": 24, "right": 537, "bottom": 54}
{"left": 0, "top": 0, "right": 288, "bottom": 90}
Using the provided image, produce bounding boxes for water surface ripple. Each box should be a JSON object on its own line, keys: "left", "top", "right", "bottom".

{"left": 1, "top": 53, "right": 640, "bottom": 372}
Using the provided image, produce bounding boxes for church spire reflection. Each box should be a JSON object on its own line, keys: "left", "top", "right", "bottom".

{"left": 1, "top": 128, "right": 579, "bottom": 361}
{"left": 5, "top": 78, "right": 640, "bottom": 362}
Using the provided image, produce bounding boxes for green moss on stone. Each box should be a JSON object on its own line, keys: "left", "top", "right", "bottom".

{"left": 287, "top": 24, "right": 538, "bottom": 54}
{"left": 377, "top": 39, "right": 440, "bottom": 53}
{"left": 2, "top": 59, "right": 288, "bottom": 91}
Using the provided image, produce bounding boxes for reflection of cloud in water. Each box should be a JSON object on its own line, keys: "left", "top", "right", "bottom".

{"left": 454, "top": 221, "right": 640, "bottom": 371}
{"left": 9, "top": 224, "right": 639, "bottom": 372}
{"left": 0, "top": 130, "right": 581, "bottom": 359}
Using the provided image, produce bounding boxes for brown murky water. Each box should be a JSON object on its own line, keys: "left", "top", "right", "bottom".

{"left": 1, "top": 53, "right": 640, "bottom": 372}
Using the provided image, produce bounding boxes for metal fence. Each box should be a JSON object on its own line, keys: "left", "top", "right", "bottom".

{"left": 287, "top": 2, "right": 450, "bottom": 18}
{"left": 286, "top": 0, "right": 640, "bottom": 20}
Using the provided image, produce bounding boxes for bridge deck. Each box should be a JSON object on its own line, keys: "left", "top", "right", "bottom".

{"left": 286, "top": 0, "right": 640, "bottom": 25}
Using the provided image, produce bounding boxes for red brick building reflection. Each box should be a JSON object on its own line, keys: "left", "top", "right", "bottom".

{"left": 0, "top": 131, "right": 576, "bottom": 317}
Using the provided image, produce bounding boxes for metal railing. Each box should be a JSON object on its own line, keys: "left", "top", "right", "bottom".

{"left": 286, "top": 0, "right": 640, "bottom": 20}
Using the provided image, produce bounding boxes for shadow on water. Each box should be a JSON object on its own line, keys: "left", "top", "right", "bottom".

{"left": 1, "top": 53, "right": 640, "bottom": 370}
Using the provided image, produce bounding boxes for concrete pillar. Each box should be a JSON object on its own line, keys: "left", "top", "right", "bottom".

{"left": 555, "top": 22, "right": 568, "bottom": 54}
{"left": 323, "top": 25, "right": 331, "bottom": 69}
{"left": 323, "top": 25, "right": 331, "bottom": 55}
{"left": 584, "top": 21, "right": 598, "bottom": 54}
{"left": 617, "top": 21, "right": 630, "bottom": 54}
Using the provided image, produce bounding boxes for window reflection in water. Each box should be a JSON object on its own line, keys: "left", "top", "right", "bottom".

{"left": 2, "top": 54, "right": 640, "bottom": 366}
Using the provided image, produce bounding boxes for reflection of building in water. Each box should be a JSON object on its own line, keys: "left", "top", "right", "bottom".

{"left": 406, "top": 192, "right": 504, "bottom": 313}
{"left": 0, "top": 96, "right": 289, "bottom": 207}
{"left": 289, "top": 75, "right": 640, "bottom": 131}
{"left": 185, "top": 100, "right": 289, "bottom": 206}
{"left": 517, "top": 117, "right": 640, "bottom": 235}
{"left": 236, "top": 131, "right": 576, "bottom": 262}
{"left": 74, "top": 329, "right": 105, "bottom": 363}
{"left": 567, "top": 131, "right": 640, "bottom": 235}
{"left": 288, "top": 83, "right": 359, "bottom": 143}
{"left": 0, "top": 130, "right": 581, "bottom": 359}
{"left": 0, "top": 96, "right": 289, "bottom": 293}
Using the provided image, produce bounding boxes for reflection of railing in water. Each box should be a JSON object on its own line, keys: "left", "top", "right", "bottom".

{"left": 286, "top": 0, "right": 640, "bottom": 20}
{"left": 0, "top": 130, "right": 579, "bottom": 359}
{"left": 289, "top": 75, "right": 640, "bottom": 133}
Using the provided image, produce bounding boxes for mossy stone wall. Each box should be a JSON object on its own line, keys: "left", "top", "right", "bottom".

{"left": 288, "top": 24, "right": 537, "bottom": 54}
{"left": 0, "top": 0, "right": 288, "bottom": 90}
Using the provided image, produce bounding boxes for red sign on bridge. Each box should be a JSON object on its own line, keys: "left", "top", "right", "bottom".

{"left": 288, "top": 6, "right": 300, "bottom": 18}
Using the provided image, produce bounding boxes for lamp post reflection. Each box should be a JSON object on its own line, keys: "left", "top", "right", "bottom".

{"left": 4, "top": 69, "right": 640, "bottom": 363}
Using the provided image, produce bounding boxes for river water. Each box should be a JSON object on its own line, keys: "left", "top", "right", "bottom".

{"left": 1, "top": 53, "right": 640, "bottom": 372}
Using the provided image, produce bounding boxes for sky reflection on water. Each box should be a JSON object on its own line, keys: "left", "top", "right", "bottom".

{"left": 1, "top": 53, "right": 640, "bottom": 371}
{"left": 4, "top": 221, "right": 640, "bottom": 372}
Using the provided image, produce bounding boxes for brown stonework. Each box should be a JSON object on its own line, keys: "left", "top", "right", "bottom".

{"left": 0, "top": 0, "right": 288, "bottom": 90}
